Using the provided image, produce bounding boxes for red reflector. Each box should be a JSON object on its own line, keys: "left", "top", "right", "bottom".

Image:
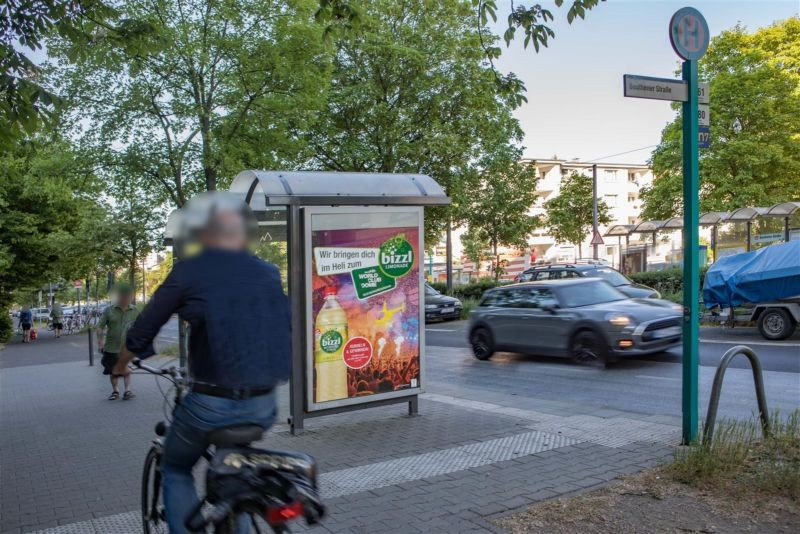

{"left": 267, "top": 501, "right": 304, "bottom": 524}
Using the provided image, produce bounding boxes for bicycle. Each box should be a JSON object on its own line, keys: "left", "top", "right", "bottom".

{"left": 133, "top": 361, "right": 324, "bottom": 533}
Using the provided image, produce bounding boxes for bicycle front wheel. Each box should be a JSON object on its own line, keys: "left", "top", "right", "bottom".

{"left": 142, "top": 446, "right": 168, "bottom": 534}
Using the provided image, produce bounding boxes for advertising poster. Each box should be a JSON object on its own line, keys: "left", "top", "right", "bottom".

{"left": 308, "top": 210, "right": 421, "bottom": 406}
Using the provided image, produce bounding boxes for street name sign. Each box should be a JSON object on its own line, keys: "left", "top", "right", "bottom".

{"left": 698, "top": 104, "right": 710, "bottom": 126}
{"left": 623, "top": 74, "right": 687, "bottom": 102}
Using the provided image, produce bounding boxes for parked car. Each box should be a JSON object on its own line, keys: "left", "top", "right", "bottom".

{"left": 424, "top": 283, "right": 463, "bottom": 322}
{"left": 31, "top": 307, "right": 51, "bottom": 321}
{"left": 468, "top": 278, "right": 682, "bottom": 365}
{"left": 516, "top": 261, "right": 660, "bottom": 298}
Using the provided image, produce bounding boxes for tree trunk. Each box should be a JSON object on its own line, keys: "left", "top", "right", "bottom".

{"left": 201, "top": 115, "right": 216, "bottom": 191}
{"left": 577, "top": 242, "right": 582, "bottom": 260}
{"left": 493, "top": 240, "right": 500, "bottom": 281}
{"left": 129, "top": 255, "right": 137, "bottom": 304}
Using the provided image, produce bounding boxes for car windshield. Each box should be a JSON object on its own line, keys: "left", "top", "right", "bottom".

{"left": 424, "top": 284, "right": 439, "bottom": 296}
{"left": 557, "top": 281, "right": 628, "bottom": 307}
{"left": 585, "top": 267, "right": 630, "bottom": 286}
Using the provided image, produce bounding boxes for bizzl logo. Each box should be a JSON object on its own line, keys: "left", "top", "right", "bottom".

{"left": 379, "top": 235, "right": 414, "bottom": 278}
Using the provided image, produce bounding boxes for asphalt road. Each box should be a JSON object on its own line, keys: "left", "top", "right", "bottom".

{"left": 425, "top": 320, "right": 800, "bottom": 374}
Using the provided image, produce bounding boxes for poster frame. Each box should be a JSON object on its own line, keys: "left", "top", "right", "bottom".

{"left": 303, "top": 206, "right": 426, "bottom": 413}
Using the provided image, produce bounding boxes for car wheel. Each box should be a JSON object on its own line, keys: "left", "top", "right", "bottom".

{"left": 758, "top": 309, "right": 795, "bottom": 340}
{"left": 470, "top": 327, "right": 495, "bottom": 360}
{"left": 571, "top": 330, "right": 609, "bottom": 368}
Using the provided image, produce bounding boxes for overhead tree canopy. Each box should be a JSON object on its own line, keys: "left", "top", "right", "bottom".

{"left": 641, "top": 18, "right": 800, "bottom": 220}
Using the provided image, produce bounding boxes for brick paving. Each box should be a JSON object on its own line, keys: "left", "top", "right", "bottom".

{"left": 1, "top": 333, "right": 678, "bottom": 534}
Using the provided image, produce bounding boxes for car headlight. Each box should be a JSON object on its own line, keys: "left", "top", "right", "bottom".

{"left": 425, "top": 304, "right": 438, "bottom": 310}
{"left": 606, "top": 314, "right": 632, "bottom": 326}
{"left": 671, "top": 304, "right": 683, "bottom": 312}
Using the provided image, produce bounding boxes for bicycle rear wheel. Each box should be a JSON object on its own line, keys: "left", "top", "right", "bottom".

{"left": 142, "top": 446, "right": 168, "bottom": 534}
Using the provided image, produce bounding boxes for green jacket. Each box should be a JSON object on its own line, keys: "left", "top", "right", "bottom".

{"left": 98, "top": 304, "right": 139, "bottom": 353}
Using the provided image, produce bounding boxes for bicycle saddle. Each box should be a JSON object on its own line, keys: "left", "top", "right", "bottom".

{"left": 207, "top": 425, "right": 264, "bottom": 447}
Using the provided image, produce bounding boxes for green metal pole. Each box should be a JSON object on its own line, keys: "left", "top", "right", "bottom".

{"left": 682, "top": 59, "right": 700, "bottom": 444}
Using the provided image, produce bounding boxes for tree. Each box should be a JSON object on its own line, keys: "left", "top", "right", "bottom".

{"left": 544, "top": 171, "right": 611, "bottom": 258}
{"left": 52, "top": 0, "right": 329, "bottom": 204}
{"left": 306, "top": 0, "right": 526, "bottom": 245}
{"left": 463, "top": 156, "right": 540, "bottom": 280}
{"left": 0, "top": 1, "right": 115, "bottom": 146}
{"left": 317, "top": 1, "right": 604, "bottom": 102}
{"left": 641, "top": 18, "right": 800, "bottom": 220}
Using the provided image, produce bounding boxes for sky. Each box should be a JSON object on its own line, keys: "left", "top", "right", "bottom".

{"left": 490, "top": 0, "right": 799, "bottom": 164}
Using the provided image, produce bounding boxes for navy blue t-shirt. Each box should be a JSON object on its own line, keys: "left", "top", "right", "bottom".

{"left": 126, "top": 249, "right": 290, "bottom": 388}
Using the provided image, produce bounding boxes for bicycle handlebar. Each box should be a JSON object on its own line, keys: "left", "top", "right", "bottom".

{"left": 131, "top": 359, "right": 182, "bottom": 380}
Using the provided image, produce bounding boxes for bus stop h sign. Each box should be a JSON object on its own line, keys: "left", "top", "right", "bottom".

{"left": 670, "top": 7, "right": 709, "bottom": 61}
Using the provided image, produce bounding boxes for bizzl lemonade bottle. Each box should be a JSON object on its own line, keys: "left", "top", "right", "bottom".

{"left": 314, "top": 286, "right": 349, "bottom": 402}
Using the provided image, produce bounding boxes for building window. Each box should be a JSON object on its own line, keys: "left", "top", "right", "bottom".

{"left": 628, "top": 193, "right": 636, "bottom": 203}
{"left": 606, "top": 246, "right": 616, "bottom": 256}
{"left": 604, "top": 194, "right": 618, "bottom": 207}
{"left": 604, "top": 170, "right": 618, "bottom": 183}
{"left": 628, "top": 172, "right": 637, "bottom": 183}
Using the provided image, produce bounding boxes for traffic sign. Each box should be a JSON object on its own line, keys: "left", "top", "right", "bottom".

{"left": 698, "top": 82, "right": 709, "bottom": 104}
{"left": 590, "top": 230, "right": 604, "bottom": 246}
{"left": 699, "top": 126, "right": 710, "bottom": 148}
{"left": 670, "top": 7, "right": 710, "bottom": 61}
{"left": 73, "top": 280, "right": 83, "bottom": 288}
{"left": 624, "top": 74, "right": 687, "bottom": 102}
{"left": 698, "top": 104, "right": 710, "bottom": 127}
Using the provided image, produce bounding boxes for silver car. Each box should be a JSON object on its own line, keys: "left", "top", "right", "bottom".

{"left": 468, "top": 278, "right": 683, "bottom": 365}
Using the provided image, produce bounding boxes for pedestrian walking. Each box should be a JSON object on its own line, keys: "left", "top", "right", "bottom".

{"left": 50, "top": 302, "right": 64, "bottom": 338}
{"left": 18, "top": 306, "right": 33, "bottom": 343}
{"left": 97, "top": 283, "right": 139, "bottom": 400}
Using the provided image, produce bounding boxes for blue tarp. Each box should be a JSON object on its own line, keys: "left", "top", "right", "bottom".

{"left": 703, "top": 240, "right": 800, "bottom": 308}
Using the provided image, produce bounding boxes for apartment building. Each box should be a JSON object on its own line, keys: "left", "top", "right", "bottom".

{"left": 434, "top": 158, "right": 654, "bottom": 282}
{"left": 527, "top": 158, "right": 653, "bottom": 266}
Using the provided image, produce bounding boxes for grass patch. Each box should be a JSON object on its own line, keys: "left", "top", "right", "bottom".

{"left": 666, "top": 410, "right": 800, "bottom": 500}
{"left": 158, "top": 343, "right": 180, "bottom": 357}
{"left": 459, "top": 298, "right": 480, "bottom": 320}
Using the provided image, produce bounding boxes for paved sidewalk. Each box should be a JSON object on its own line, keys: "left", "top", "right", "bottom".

{"left": 1, "top": 334, "right": 678, "bottom": 534}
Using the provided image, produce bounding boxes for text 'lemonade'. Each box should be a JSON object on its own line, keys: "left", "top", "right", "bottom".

{"left": 314, "top": 286, "right": 349, "bottom": 402}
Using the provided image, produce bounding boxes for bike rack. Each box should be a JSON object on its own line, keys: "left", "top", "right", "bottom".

{"left": 703, "top": 345, "right": 770, "bottom": 445}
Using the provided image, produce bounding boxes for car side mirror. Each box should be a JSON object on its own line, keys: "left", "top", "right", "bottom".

{"left": 542, "top": 305, "right": 558, "bottom": 314}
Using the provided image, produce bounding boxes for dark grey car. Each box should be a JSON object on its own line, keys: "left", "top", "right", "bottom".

{"left": 517, "top": 263, "right": 660, "bottom": 299}
{"left": 468, "top": 278, "right": 682, "bottom": 365}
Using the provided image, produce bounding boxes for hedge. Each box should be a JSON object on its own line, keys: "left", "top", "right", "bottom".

{"left": 429, "top": 278, "right": 505, "bottom": 301}
{"left": 629, "top": 267, "right": 708, "bottom": 296}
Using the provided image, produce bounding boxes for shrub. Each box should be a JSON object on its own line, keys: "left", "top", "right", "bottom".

{"left": 459, "top": 298, "right": 480, "bottom": 320}
{"left": 0, "top": 311, "right": 12, "bottom": 343}
{"left": 629, "top": 267, "right": 708, "bottom": 296}
{"left": 428, "top": 278, "right": 504, "bottom": 301}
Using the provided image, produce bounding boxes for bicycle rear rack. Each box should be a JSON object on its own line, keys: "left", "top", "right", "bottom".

{"left": 703, "top": 345, "right": 770, "bottom": 445}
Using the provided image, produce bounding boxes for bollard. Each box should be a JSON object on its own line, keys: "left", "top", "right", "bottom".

{"left": 88, "top": 327, "right": 94, "bottom": 366}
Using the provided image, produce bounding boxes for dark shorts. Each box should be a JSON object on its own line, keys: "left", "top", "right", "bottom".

{"left": 101, "top": 352, "right": 119, "bottom": 375}
{"left": 21, "top": 323, "right": 31, "bottom": 331}
{"left": 53, "top": 322, "right": 63, "bottom": 329}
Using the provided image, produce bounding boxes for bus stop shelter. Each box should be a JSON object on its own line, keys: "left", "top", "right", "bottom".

{"left": 229, "top": 171, "right": 450, "bottom": 433}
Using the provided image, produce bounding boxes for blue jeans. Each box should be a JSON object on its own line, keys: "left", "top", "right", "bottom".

{"left": 161, "top": 391, "right": 277, "bottom": 534}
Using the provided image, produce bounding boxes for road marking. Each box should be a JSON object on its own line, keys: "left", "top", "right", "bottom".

{"left": 426, "top": 328, "right": 458, "bottom": 332}
{"left": 700, "top": 339, "right": 800, "bottom": 348}
{"left": 635, "top": 375, "right": 681, "bottom": 382}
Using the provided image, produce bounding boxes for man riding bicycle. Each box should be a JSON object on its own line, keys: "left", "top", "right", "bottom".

{"left": 114, "top": 198, "right": 291, "bottom": 534}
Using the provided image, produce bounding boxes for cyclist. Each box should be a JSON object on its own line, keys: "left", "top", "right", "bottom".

{"left": 114, "top": 198, "right": 290, "bottom": 534}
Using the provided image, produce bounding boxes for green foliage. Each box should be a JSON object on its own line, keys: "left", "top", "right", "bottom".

{"left": 459, "top": 298, "right": 480, "bottom": 320}
{"left": 307, "top": 0, "right": 526, "bottom": 247}
{"left": 629, "top": 267, "right": 709, "bottom": 297}
{"left": 544, "top": 171, "right": 611, "bottom": 257}
{"left": 433, "top": 278, "right": 505, "bottom": 301}
{"left": 463, "top": 156, "right": 540, "bottom": 279}
{"left": 53, "top": 0, "right": 329, "bottom": 202}
{"left": 0, "top": 1, "right": 115, "bottom": 146}
{"left": 642, "top": 18, "right": 800, "bottom": 220}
